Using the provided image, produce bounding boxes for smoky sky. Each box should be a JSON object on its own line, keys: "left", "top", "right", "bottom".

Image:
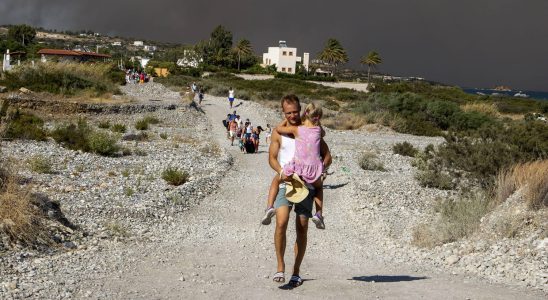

{"left": 1, "top": 0, "right": 547, "bottom": 91}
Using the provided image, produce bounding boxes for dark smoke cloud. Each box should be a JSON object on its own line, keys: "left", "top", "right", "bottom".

{"left": 1, "top": 0, "right": 547, "bottom": 91}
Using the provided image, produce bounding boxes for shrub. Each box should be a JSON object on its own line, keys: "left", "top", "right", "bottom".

{"left": 87, "top": 131, "right": 120, "bottom": 156}
{"left": 2, "top": 110, "right": 48, "bottom": 141}
{"left": 143, "top": 115, "right": 160, "bottom": 125}
{"left": 0, "top": 62, "right": 119, "bottom": 95}
{"left": 50, "top": 119, "right": 92, "bottom": 152}
{"left": 323, "top": 113, "right": 365, "bottom": 130}
{"left": 358, "top": 152, "right": 386, "bottom": 171}
{"left": 461, "top": 102, "right": 500, "bottom": 117}
{"left": 393, "top": 142, "right": 418, "bottom": 157}
{"left": 98, "top": 120, "right": 111, "bottom": 129}
{"left": 161, "top": 167, "right": 189, "bottom": 186}
{"left": 415, "top": 169, "right": 455, "bottom": 190}
{"left": 27, "top": 155, "right": 53, "bottom": 174}
{"left": 412, "top": 192, "right": 491, "bottom": 247}
{"left": 496, "top": 160, "right": 548, "bottom": 209}
{"left": 111, "top": 123, "right": 127, "bottom": 133}
{"left": 135, "top": 119, "right": 149, "bottom": 130}
{"left": 159, "top": 133, "right": 168, "bottom": 140}
{"left": 450, "top": 111, "right": 494, "bottom": 131}
{"left": 0, "top": 162, "right": 51, "bottom": 247}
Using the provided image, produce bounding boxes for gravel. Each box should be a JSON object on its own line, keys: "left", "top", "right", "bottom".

{"left": 0, "top": 83, "right": 545, "bottom": 299}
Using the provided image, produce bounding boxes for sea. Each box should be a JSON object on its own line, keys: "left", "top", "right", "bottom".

{"left": 462, "top": 88, "right": 548, "bottom": 101}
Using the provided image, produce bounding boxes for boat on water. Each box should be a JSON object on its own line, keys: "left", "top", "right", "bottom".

{"left": 514, "top": 91, "right": 529, "bottom": 98}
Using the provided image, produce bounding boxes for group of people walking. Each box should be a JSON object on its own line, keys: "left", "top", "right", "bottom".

{"left": 125, "top": 69, "right": 150, "bottom": 84}
{"left": 223, "top": 110, "right": 272, "bottom": 154}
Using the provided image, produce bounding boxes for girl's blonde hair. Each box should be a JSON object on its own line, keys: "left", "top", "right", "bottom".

{"left": 302, "top": 102, "right": 323, "bottom": 126}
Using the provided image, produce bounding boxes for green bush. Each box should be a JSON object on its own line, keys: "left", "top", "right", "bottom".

{"left": 450, "top": 111, "right": 494, "bottom": 131}
{"left": 274, "top": 72, "right": 337, "bottom": 82}
{"left": 135, "top": 119, "right": 149, "bottom": 130}
{"left": 111, "top": 123, "right": 127, "bottom": 133}
{"left": 98, "top": 120, "right": 111, "bottom": 129}
{"left": 2, "top": 110, "right": 48, "bottom": 141}
{"left": 162, "top": 167, "right": 189, "bottom": 186}
{"left": 50, "top": 119, "right": 91, "bottom": 152}
{"left": 143, "top": 115, "right": 160, "bottom": 125}
{"left": 27, "top": 155, "right": 53, "bottom": 174}
{"left": 0, "top": 62, "right": 120, "bottom": 95}
{"left": 88, "top": 131, "right": 120, "bottom": 156}
{"left": 393, "top": 142, "right": 418, "bottom": 157}
{"left": 159, "top": 133, "right": 168, "bottom": 140}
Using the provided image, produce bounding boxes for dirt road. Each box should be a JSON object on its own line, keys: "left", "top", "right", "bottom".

{"left": 95, "top": 95, "right": 543, "bottom": 299}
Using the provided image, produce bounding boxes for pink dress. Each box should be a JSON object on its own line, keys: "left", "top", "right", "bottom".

{"left": 283, "top": 126, "right": 323, "bottom": 183}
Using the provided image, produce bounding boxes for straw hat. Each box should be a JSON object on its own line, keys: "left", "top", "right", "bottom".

{"left": 285, "top": 174, "right": 309, "bottom": 203}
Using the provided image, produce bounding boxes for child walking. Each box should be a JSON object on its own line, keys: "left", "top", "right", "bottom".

{"left": 261, "top": 103, "right": 327, "bottom": 229}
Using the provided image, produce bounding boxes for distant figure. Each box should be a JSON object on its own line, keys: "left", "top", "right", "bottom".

{"left": 265, "top": 124, "right": 272, "bottom": 144}
{"left": 198, "top": 87, "right": 204, "bottom": 105}
{"left": 191, "top": 82, "right": 197, "bottom": 93}
{"left": 228, "top": 87, "right": 235, "bottom": 108}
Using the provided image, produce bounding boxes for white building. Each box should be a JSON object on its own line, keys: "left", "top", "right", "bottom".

{"left": 111, "top": 41, "right": 122, "bottom": 46}
{"left": 176, "top": 49, "right": 203, "bottom": 68}
{"left": 133, "top": 41, "right": 144, "bottom": 47}
{"left": 262, "top": 41, "right": 309, "bottom": 74}
{"left": 143, "top": 45, "right": 157, "bottom": 52}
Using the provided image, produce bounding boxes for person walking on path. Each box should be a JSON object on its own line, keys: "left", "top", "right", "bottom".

{"left": 228, "top": 118, "right": 238, "bottom": 146}
{"left": 198, "top": 87, "right": 204, "bottom": 106}
{"left": 271, "top": 102, "right": 327, "bottom": 229}
{"left": 267, "top": 94, "right": 332, "bottom": 287}
{"left": 228, "top": 87, "right": 235, "bottom": 108}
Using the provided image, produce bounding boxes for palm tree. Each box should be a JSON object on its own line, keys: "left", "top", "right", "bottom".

{"left": 317, "top": 38, "right": 348, "bottom": 76}
{"left": 234, "top": 39, "right": 253, "bottom": 71}
{"left": 360, "top": 51, "right": 382, "bottom": 88}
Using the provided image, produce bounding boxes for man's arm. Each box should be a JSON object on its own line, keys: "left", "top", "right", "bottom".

{"left": 269, "top": 130, "right": 283, "bottom": 174}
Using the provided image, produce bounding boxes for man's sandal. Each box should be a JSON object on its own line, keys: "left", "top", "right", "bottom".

{"left": 273, "top": 272, "right": 285, "bottom": 283}
{"left": 289, "top": 275, "right": 303, "bottom": 287}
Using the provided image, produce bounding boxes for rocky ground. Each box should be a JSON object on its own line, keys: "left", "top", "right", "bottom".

{"left": 0, "top": 82, "right": 546, "bottom": 299}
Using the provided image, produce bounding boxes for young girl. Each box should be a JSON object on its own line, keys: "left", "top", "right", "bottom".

{"left": 261, "top": 103, "right": 326, "bottom": 229}
{"left": 265, "top": 124, "right": 272, "bottom": 144}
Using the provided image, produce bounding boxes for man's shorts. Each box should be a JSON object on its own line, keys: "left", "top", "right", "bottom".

{"left": 274, "top": 186, "right": 314, "bottom": 218}
{"left": 228, "top": 97, "right": 235, "bottom": 102}
{"left": 229, "top": 130, "right": 236, "bottom": 138}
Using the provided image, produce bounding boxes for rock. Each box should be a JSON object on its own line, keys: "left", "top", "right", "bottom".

{"left": 63, "top": 241, "right": 77, "bottom": 249}
{"left": 0, "top": 86, "right": 7, "bottom": 93}
{"left": 19, "top": 87, "right": 32, "bottom": 94}
{"left": 445, "top": 255, "right": 460, "bottom": 265}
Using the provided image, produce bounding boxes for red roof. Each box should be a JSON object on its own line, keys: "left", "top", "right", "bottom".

{"left": 37, "top": 49, "right": 111, "bottom": 58}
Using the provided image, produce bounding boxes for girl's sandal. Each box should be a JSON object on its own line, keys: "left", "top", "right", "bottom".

{"left": 272, "top": 272, "right": 285, "bottom": 283}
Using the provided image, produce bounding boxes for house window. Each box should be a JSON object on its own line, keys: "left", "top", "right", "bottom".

{"left": 282, "top": 51, "right": 287, "bottom": 56}
{"left": 288, "top": 68, "right": 292, "bottom": 72}
{"left": 282, "top": 67, "right": 286, "bottom": 72}
{"left": 289, "top": 52, "right": 293, "bottom": 56}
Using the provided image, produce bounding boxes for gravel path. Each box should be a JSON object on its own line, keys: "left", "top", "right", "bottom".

{"left": 1, "top": 84, "right": 545, "bottom": 299}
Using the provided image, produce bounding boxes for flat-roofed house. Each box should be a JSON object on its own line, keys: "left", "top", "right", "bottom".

{"left": 262, "top": 41, "right": 309, "bottom": 74}
{"left": 37, "top": 49, "right": 111, "bottom": 63}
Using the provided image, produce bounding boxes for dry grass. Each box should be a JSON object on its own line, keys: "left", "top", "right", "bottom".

{"left": 412, "top": 192, "right": 491, "bottom": 248}
{"left": 323, "top": 113, "right": 366, "bottom": 130}
{"left": 461, "top": 102, "right": 500, "bottom": 117}
{"left": 496, "top": 160, "right": 548, "bottom": 209}
{"left": 0, "top": 163, "right": 51, "bottom": 246}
